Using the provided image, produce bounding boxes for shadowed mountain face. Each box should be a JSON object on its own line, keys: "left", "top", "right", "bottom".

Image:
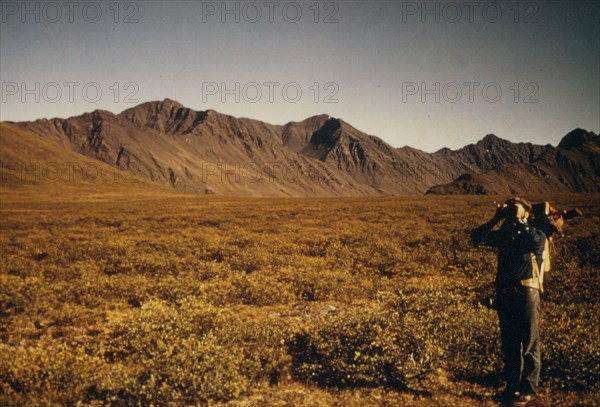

{"left": 5, "top": 99, "right": 600, "bottom": 196}
{"left": 427, "top": 129, "right": 600, "bottom": 195}
{"left": 439, "top": 134, "right": 552, "bottom": 172}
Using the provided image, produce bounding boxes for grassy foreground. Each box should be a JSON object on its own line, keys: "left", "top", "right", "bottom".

{"left": 1, "top": 191, "right": 598, "bottom": 406}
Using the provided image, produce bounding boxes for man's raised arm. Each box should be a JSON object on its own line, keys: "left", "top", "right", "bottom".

{"left": 471, "top": 206, "right": 506, "bottom": 247}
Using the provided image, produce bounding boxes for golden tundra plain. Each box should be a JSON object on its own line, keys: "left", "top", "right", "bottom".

{"left": 1, "top": 187, "right": 598, "bottom": 406}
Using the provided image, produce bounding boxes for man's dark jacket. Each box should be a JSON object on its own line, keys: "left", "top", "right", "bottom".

{"left": 471, "top": 219, "right": 546, "bottom": 288}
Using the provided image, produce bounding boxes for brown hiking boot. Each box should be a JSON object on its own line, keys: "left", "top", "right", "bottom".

{"left": 511, "top": 393, "right": 536, "bottom": 406}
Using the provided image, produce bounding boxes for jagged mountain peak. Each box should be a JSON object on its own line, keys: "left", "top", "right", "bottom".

{"left": 79, "top": 109, "right": 116, "bottom": 120}
{"left": 118, "top": 100, "right": 243, "bottom": 134}
{"left": 476, "top": 133, "right": 512, "bottom": 149}
{"left": 120, "top": 98, "right": 186, "bottom": 118}
{"left": 162, "top": 97, "right": 184, "bottom": 107}
{"left": 435, "top": 147, "right": 452, "bottom": 154}
{"left": 558, "top": 128, "right": 599, "bottom": 150}
{"left": 119, "top": 99, "right": 209, "bottom": 133}
{"left": 120, "top": 99, "right": 234, "bottom": 121}
{"left": 138, "top": 98, "right": 185, "bottom": 111}
{"left": 287, "top": 114, "right": 330, "bottom": 125}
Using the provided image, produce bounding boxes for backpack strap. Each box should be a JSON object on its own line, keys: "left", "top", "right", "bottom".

{"left": 521, "top": 255, "right": 543, "bottom": 292}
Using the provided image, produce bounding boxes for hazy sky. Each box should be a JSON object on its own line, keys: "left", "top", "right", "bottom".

{"left": 1, "top": 0, "right": 598, "bottom": 151}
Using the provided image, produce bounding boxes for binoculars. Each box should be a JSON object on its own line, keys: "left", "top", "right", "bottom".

{"left": 494, "top": 199, "right": 582, "bottom": 237}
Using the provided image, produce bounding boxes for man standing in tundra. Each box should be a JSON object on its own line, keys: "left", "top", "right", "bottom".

{"left": 471, "top": 197, "right": 546, "bottom": 406}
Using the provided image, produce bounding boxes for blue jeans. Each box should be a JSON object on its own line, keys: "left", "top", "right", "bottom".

{"left": 496, "top": 286, "right": 541, "bottom": 395}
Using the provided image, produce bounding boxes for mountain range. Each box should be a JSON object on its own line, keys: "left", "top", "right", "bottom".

{"left": 1, "top": 98, "right": 599, "bottom": 196}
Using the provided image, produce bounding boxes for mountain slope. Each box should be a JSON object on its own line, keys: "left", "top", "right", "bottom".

{"left": 299, "top": 118, "right": 459, "bottom": 194}
{"left": 0, "top": 122, "right": 164, "bottom": 196}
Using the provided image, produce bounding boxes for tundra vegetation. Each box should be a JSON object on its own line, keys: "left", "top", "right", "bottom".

{"left": 1, "top": 191, "right": 598, "bottom": 406}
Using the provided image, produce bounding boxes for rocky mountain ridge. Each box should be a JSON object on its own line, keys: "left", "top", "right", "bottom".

{"left": 5, "top": 99, "right": 599, "bottom": 196}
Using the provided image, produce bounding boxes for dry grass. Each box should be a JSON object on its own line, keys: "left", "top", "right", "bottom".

{"left": 1, "top": 189, "right": 599, "bottom": 406}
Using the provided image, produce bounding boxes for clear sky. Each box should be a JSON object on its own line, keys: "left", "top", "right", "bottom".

{"left": 1, "top": 0, "right": 598, "bottom": 152}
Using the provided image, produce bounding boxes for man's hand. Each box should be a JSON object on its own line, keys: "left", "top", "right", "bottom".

{"left": 493, "top": 204, "right": 508, "bottom": 221}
